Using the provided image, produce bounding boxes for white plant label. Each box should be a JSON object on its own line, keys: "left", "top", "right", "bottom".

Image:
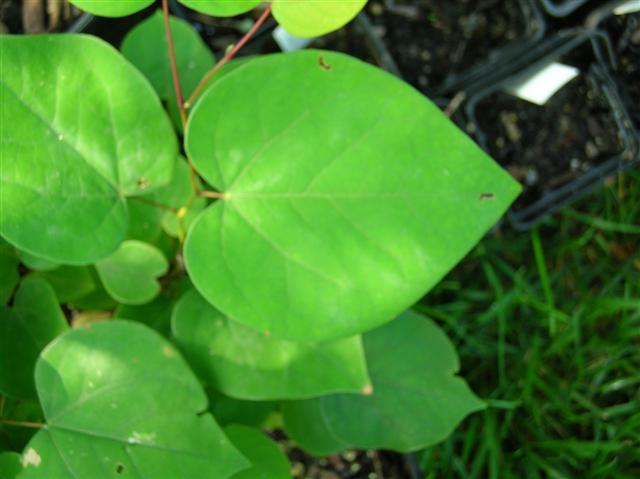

{"left": 614, "top": 1, "right": 640, "bottom": 15}
{"left": 273, "top": 26, "right": 315, "bottom": 52}
{"left": 506, "top": 62, "right": 580, "bottom": 106}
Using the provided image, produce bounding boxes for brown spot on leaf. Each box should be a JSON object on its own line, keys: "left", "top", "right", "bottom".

{"left": 163, "top": 345, "right": 175, "bottom": 358}
{"left": 116, "top": 463, "right": 125, "bottom": 474}
{"left": 318, "top": 56, "right": 332, "bottom": 71}
{"left": 137, "top": 177, "right": 150, "bottom": 190}
{"left": 480, "top": 192, "right": 495, "bottom": 201}
{"left": 362, "top": 384, "right": 374, "bottom": 395}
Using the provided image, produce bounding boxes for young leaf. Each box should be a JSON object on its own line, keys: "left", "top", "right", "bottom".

{"left": 272, "top": 0, "right": 367, "bottom": 37}
{"left": 0, "top": 277, "right": 68, "bottom": 399}
{"left": 16, "top": 250, "right": 59, "bottom": 272}
{"left": 18, "top": 321, "right": 249, "bottom": 479}
{"left": 0, "top": 240, "right": 19, "bottom": 304}
{"left": 184, "top": 50, "right": 521, "bottom": 342}
{"left": 0, "top": 452, "right": 21, "bottom": 479}
{"left": 179, "top": 0, "right": 262, "bottom": 17}
{"left": 225, "top": 425, "right": 292, "bottom": 479}
{"left": 121, "top": 11, "right": 215, "bottom": 131}
{"left": 116, "top": 294, "right": 176, "bottom": 337}
{"left": 0, "top": 35, "right": 177, "bottom": 264}
{"left": 33, "top": 266, "right": 95, "bottom": 303}
{"left": 172, "top": 289, "right": 371, "bottom": 400}
{"left": 96, "top": 241, "right": 169, "bottom": 305}
{"left": 68, "top": 0, "right": 154, "bottom": 17}
{"left": 283, "top": 311, "right": 486, "bottom": 453}
{"left": 208, "top": 390, "right": 276, "bottom": 428}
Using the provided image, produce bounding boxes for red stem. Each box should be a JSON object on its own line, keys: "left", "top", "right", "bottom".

{"left": 161, "top": 0, "right": 187, "bottom": 128}
{"left": 185, "top": 4, "right": 273, "bottom": 108}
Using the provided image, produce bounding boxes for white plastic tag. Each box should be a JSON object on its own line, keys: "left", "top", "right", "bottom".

{"left": 273, "top": 26, "right": 315, "bottom": 52}
{"left": 614, "top": 0, "right": 640, "bottom": 15}
{"left": 506, "top": 62, "right": 580, "bottom": 106}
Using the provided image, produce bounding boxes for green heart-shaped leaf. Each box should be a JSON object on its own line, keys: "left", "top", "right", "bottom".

{"left": 121, "top": 11, "right": 215, "bottom": 132}
{"left": 283, "top": 311, "right": 485, "bottom": 453}
{"left": 0, "top": 452, "right": 21, "bottom": 479}
{"left": 225, "top": 425, "right": 291, "bottom": 479}
{"left": 68, "top": 0, "right": 155, "bottom": 16}
{"left": 0, "top": 35, "right": 177, "bottom": 264}
{"left": 18, "top": 321, "right": 248, "bottom": 478}
{"left": 96, "top": 240, "right": 169, "bottom": 305}
{"left": 33, "top": 266, "right": 95, "bottom": 303}
{"left": 179, "top": 0, "right": 262, "bottom": 16}
{"left": 172, "top": 289, "right": 371, "bottom": 399}
{"left": 272, "top": 0, "right": 367, "bottom": 37}
{"left": 184, "top": 50, "right": 520, "bottom": 342}
{"left": 17, "top": 250, "right": 59, "bottom": 272}
{"left": 0, "top": 277, "right": 68, "bottom": 399}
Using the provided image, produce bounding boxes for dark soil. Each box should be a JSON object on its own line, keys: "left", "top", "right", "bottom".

{"left": 473, "top": 70, "right": 624, "bottom": 210}
{"left": 0, "top": 0, "right": 82, "bottom": 33}
{"left": 361, "top": 0, "right": 532, "bottom": 95}
{"left": 287, "top": 446, "right": 416, "bottom": 478}
{"left": 601, "top": 12, "right": 640, "bottom": 129}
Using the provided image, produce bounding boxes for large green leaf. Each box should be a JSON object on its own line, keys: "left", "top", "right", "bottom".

{"left": 272, "top": 0, "right": 367, "bottom": 37}
{"left": 121, "top": 11, "right": 215, "bottom": 131}
{"left": 0, "top": 35, "right": 177, "bottom": 264}
{"left": 172, "top": 289, "right": 371, "bottom": 399}
{"left": 184, "top": 50, "right": 520, "bottom": 342}
{"left": 18, "top": 321, "right": 248, "bottom": 478}
{"left": 283, "top": 311, "right": 485, "bottom": 453}
{"left": 179, "top": 0, "right": 262, "bottom": 17}
{"left": 225, "top": 425, "right": 291, "bottom": 479}
{"left": 68, "top": 0, "right": 154, "bottom": 17}
{"left": 0, "top": 277, "right": 68, "bottom": 399}
{"left": 96, "top": 241, "right": 168, "bottom": 305}
{"left": 0, "top": 452, "right": 21, "bottom": 479}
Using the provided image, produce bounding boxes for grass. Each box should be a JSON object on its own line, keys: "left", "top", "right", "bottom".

{"left": 416, "top": 171, "right": 640, "bottom": 478}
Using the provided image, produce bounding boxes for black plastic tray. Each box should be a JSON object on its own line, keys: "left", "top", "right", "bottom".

{"left": 539, "top": 0, "right": 592, "bottom": 17}
{"left": 464, "top": 29, "right": 639, "bottom": 230}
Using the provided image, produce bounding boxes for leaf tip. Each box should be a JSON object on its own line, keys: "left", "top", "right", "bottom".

{"left": 362, "top": 384, "right": 374, "bottom": 396}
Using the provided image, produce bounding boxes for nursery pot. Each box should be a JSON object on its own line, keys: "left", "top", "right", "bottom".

{"left": 464, "top": 29, "right": 639, "bottom": 230}
{"left": 585, "top": 1, "right": 640, "bottom": 133}
{"left": 539, "top": 0, "right": 593, "bottom": 17}
{"left": 356, "top": 0, "right": 546, "bottom": 98}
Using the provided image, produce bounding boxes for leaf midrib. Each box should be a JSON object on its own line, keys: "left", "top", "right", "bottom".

{"left": 1, "top": 81, "right": 120, "bottom": 194}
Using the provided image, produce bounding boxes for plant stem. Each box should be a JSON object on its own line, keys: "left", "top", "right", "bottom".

{"left": 0, "top": 419, "right": 45, "bottom": 429}
{"left": 161, "top": 0, "right": 200, "bottom": 195}
{"left": 184, "top": 4, "right": 273, "bottom": 108}
{"left": 162, "top": 0, "right": 187, "bottom": 128}
{"left": 199, "top": 190, "right": 226, "bottom": 199}
{"left": 129, "top": 196, "right": 177, "bottom": 212}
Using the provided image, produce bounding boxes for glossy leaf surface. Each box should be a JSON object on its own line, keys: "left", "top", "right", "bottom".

{"left": 225, "top": 425, "right": 291, "bottom": 479}
{"left": 283, "top": 311, "right": 485, "bottom": 453}
{"left": 19, "top": 321, "right": 248, "bottom": 478}
{"left": 121, "top": 11, "right": 215, "bottom": 131}
{"left": 172, "top": 289, "right": 371, "bottom": 399}
{"left": 185, "top": 50, "right": 520, "bottom": 341}
{"left": 272, "top": 0, "right": 367, "bottom": 37}
{"left": 68, "top": 0, "right": 154, "bottom": 16}
{"left": 0, "top": 277, "right": 68, "bottom": 399}
{"left": 96, "top": 241, "right": 168, "bottom": 305}
{"left": 0, "top": 35, "right": 177, "bottom": 264}
{"left": 179, "top": 0, "right": 262, "bottom": 16}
